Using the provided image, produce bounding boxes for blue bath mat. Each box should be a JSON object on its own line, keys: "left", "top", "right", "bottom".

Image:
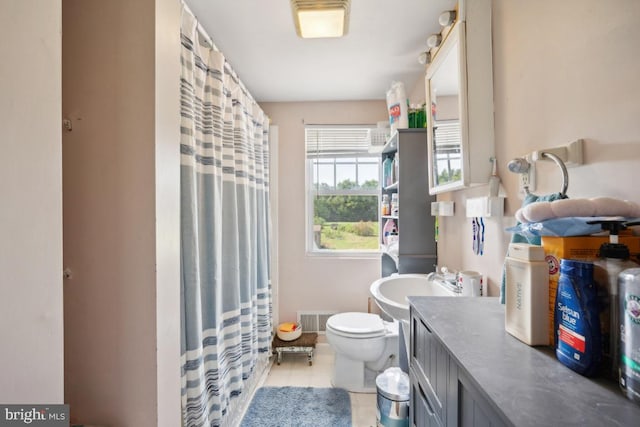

{"left": 240, "top": 386, "right": 351, "bottom": 427}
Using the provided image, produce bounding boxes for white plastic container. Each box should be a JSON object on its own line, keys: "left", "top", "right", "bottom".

{"left": 386, "top": 81, "right": 408, "bottom": 132}
{"left": 505, "top": 243, "right": 549, "bottom": 346}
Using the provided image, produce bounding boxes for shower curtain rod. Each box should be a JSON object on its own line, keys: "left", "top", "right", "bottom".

{"left": 181, "top": 0, "right": 257, "bottom": 105}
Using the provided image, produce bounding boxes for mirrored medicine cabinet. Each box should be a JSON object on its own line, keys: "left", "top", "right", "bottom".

{"left": 425, "top": 1, "right": 495, "bottom": 194}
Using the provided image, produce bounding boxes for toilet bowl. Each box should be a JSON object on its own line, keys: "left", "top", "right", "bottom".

{"left": 325, "top": 312, "right": 399, "bottom": 393}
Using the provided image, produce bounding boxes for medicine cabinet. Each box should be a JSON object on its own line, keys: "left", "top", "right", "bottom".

{"left": 426, "top": 0, "right": 494, "bottom": 194}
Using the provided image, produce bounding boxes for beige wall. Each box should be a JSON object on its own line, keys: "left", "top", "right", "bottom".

{"left": 435, "top": 0, "right": 640, "bottom": 296}
{"left": 62, "top": 0, "right": 180, "bottom": 425}
{"left": 264, "top": 0, "right": 640, "bottom": 322}
{"left": 260, "top": 101, "right": 388, "bottom": 323}
{"left": 0, "top": 0, "right": 64, "bottom": 403}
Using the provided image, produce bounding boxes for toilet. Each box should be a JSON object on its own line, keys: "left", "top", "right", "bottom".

{"left": 325, "top": 312, "right": 399, "bottom": 393}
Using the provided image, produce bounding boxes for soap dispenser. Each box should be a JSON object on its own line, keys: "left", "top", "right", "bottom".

{"left": 589, "top": 219, "right": 639, "bottom": 380}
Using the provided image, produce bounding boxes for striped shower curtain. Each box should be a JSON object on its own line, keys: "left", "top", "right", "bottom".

{"left": 180, "top": 8, "right": 272, "bottom": 427}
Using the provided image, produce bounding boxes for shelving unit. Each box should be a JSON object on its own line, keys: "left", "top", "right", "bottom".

{"left": 380, "top": 129, "right": 437, "bottom": 277}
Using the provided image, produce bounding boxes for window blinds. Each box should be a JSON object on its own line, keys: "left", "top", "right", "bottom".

{"left": 305, "top": 126, "right": 375, "bottom": 157}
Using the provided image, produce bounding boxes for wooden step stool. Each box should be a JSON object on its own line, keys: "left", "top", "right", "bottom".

{"left": 272, "top": 332, "right": 318, "bottom": 366}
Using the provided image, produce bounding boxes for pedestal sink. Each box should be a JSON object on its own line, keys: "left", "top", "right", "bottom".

{"left": 370, "top": 273, "right": 458, "bottom": 370}
{"left": 370, "top": 273, "right": 458, "bottom": 325}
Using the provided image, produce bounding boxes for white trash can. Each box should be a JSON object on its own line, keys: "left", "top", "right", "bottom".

{"left": 376, "top": 367, "right": 410, "bottom": 427}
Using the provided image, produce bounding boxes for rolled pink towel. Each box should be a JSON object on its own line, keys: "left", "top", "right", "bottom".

{"left": 550, "top": 198, "right": 596, "bottom": 218}
{"left": 591, "top": 197, "right": 633, "bottom": 217}
{"left": 522, "top": 201, "right": 555, "bottom": 223}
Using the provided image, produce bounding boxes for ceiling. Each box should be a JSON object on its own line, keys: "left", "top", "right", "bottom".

{"left": 186, "top": 0, "right": 457, "bottom": 102}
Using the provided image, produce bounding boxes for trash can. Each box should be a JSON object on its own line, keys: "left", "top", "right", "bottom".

{"left": 376, "top": 367, "right": 410, "bottom": 427}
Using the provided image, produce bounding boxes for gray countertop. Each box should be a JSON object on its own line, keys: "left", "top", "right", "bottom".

{"left": 408, "top": 296, "right": 640, "bottom": 427}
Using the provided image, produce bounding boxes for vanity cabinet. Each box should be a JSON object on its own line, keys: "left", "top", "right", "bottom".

{"left": 380, "top": 129, "right": 437, "bottom": 277}
{"left": 408, "top": 297, "right": 640, "bottom": 427}
{"left": 410, "top": 309, "right": 506, "bottom": 427}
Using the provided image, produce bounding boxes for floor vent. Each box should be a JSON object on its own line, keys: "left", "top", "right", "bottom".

{"left": 297, "top": 311, "right": 336, "bottom": 334}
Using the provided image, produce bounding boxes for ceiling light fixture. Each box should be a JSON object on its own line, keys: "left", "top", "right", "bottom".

{"left": 426, "top": 34, "right": 442, "bottom": 49}
{"left": 291, "top": 0, "right": 351, "bottom": 39}
{"left": 438, "top": 10, "right": 457, "bottom": 27}
{"left": 418, "top": 51, "right": 431, "bottom": 65}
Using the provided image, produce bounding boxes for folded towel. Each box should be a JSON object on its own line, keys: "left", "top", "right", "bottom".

{"left": 590, "top": 197, "right": 638, "bottom": 217}
{"left": 627, "top": 200, "right": 640, "bottom": 217}
{"left": 550, "top": 198, "right": 596, "bottom": 218}
{"left": 522, "top": 201, "right": 554, "bottom": 223}
{"left": 515, "top": 197, "right": 640, "bottom": 223}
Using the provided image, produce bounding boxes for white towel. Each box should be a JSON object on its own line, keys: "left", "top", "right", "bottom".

{"left": 626, "top": 200, "right": 640, "bottom": 217}
{"left": 514, "top": 197, "right": 640, "bottom": 223}
{"left": 550, "top": 198, "right": 596, "bottom": 218}
{"left": 522, "top": 201, "right": 555, "bottom": 223}
{"left": 515, "top": 208, "right": 528, "bottom": 224}
{"left": 590, "top": 197, "right": 633, "bottom": 217}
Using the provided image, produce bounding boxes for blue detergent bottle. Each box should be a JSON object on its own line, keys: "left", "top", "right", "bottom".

{"left": 555, "top": 259, "right": 602, "bottom": 376}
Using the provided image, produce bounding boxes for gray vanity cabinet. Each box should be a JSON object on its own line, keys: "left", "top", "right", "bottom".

{"left": 410, "top": 305, "right": 508, "bottom": 427}
{"left": 408, "top": 297, "right": 640, "bottom": 427}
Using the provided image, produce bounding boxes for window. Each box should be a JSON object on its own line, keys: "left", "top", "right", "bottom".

{"left": 306, "top": 125, "right": 380, "bottom": 254}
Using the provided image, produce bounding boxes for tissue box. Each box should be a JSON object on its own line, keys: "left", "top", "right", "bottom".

{"left": 541, "top": 234, "right": 640, "bottom": 345}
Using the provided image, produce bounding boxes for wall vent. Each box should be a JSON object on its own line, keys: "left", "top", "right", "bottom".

{"left": 297, "top": 311, "right": 336, "bottom": 334}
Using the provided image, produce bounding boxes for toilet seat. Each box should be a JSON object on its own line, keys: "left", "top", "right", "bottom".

{"left": 326, "top": 312, "right": 387, "bottom": 338}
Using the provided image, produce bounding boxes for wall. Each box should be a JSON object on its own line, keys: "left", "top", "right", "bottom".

{"left": 62, "top": 0, "right": 181, "bottom": 425}
{"left": 154, "top": 0, "right": 182, "bottom": 425}
{"left": 260, "top": 101, "right": 388, "bottom": 323}
{"left": 0, "top": 0, "right": 64, "bottom": 403}
{"left": 265, "top": 0, "right": 640, "bottom": 322}
{"left": 434, "top": 0, "right": 640, "bottom": 296}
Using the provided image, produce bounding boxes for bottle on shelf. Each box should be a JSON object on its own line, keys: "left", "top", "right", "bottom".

{"left": 382, "top": 157, "right": 393, "bottom": 188}
{"left": 393, "top": 156, "right": 399, "bottom": 185}
{"left": 391, "top": 193, "right": 399, "bottom": 216}
{"left": 381, "top": 194, "right": 390, "bottom": 216}
{"left": 383, "top": 218, "right": 398, "bottom": 245}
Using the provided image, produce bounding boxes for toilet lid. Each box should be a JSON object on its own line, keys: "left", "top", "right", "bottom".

{"left": 326, "top": 312, "right": 386, "bottom": 335}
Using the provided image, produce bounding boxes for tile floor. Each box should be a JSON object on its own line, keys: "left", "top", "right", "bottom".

{"left": 261, "top": 342, "right": 377, "bottom": 427}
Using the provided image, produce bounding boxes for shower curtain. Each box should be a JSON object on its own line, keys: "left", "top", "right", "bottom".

{"left": 180, "top": 8, "right": 272, "bottom": 427}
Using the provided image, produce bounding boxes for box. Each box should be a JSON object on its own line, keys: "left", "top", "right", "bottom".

{"left": 541, "top": 234, "right": 640, "bottom": 345}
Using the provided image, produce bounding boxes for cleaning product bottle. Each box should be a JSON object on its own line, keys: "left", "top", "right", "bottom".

{"left": 555, "top": 259, "right": 602, "bottom": 376}
{"left": 382, "top": 157, "right": 393, "bottom": 188}
{"left": 382, "top": 219, "right": 397, "bottom": 246}
{"left": 618, "top": 268, "right": 640, "bottom": 404}
{"left": 590, "top": 219, "right": 639, "bottom": 379}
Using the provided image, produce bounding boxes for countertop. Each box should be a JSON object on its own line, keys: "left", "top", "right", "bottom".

{"left": 408, "top": 296, "right": 640, "bottom": 427}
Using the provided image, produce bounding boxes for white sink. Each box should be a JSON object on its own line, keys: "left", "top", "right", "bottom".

{"left": 370, "top": 273, "right": 457, "bottom": 324}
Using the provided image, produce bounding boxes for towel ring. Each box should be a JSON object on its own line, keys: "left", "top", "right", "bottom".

{"left": 539, "top": 151, "right": 568, "bottom": 197}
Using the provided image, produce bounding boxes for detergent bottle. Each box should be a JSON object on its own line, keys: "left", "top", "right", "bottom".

{"left": 555, "top": 259, "right": 602, "bottom": 376}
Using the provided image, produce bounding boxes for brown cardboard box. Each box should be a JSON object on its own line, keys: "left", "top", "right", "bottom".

{"left": 541, "top": 234, "right": 640, "bottom": 345}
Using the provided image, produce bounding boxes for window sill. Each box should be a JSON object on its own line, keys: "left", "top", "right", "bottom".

{"left": 305, "top": 250, "right": 381, "bottom": 260}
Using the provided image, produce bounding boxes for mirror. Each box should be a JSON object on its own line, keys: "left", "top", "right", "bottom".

{"left": 426, "top": 21, "right": 468, "bottom": 194}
